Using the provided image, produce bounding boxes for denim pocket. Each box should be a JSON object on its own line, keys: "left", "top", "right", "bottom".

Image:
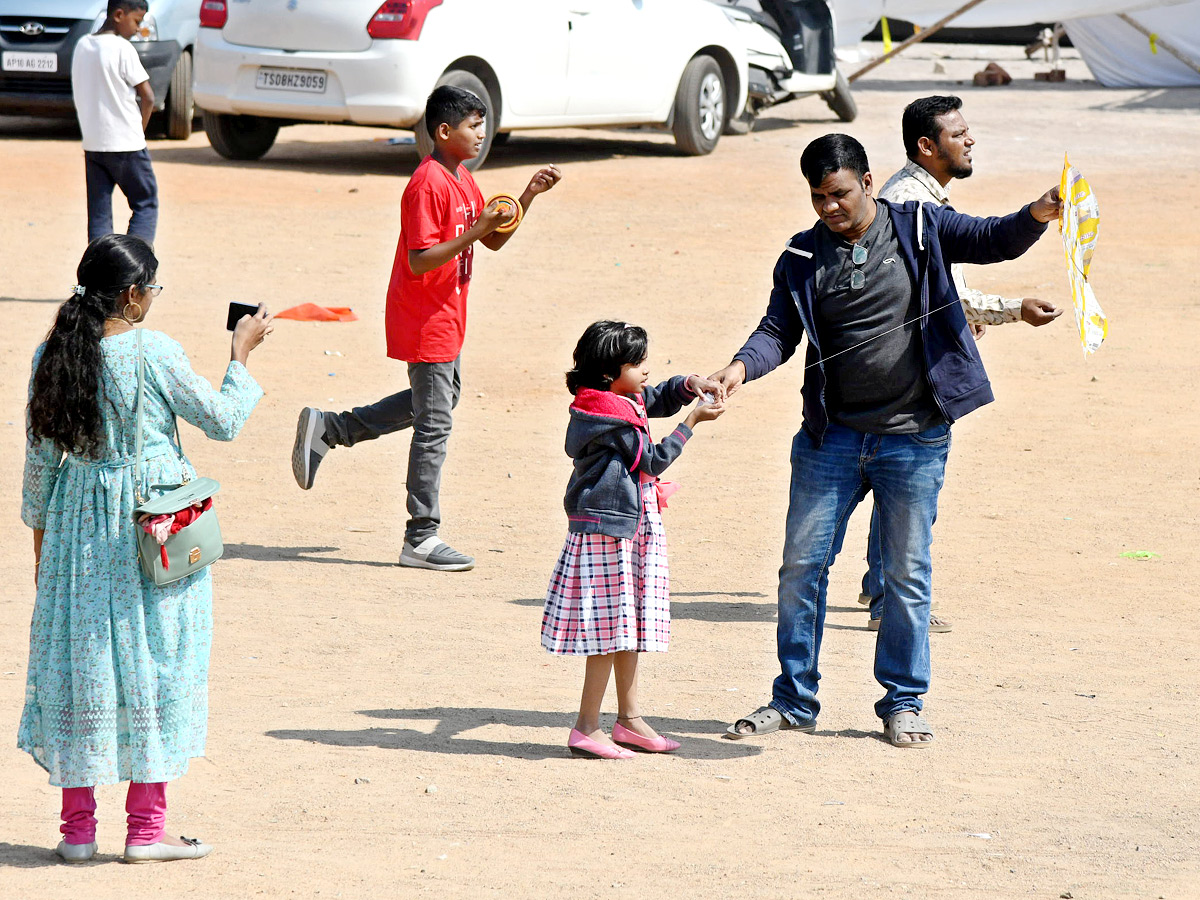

{"left": 910, "top": 422, "right": 952, "bottom": 445}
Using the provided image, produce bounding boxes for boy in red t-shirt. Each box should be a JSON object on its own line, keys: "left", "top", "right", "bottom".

{"left": 291, "top": 85, "right": 561, "bottom": 571}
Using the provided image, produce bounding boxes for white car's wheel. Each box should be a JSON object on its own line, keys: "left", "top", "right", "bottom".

{"left": 165, "top": 50, "right": 194, "bottom": 140}
{"left": 672, "top": 55, "right": 725, "bottom": 156}
{"left": 414, "top": 69, "right": 496, "bottom": 170}
{"left": 202, "top": 111, "right": 280, "bottom": 160}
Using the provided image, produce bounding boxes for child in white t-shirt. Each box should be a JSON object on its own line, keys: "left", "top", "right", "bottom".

{"left": 71, "top": 0, "right": 158, "bottom": 244}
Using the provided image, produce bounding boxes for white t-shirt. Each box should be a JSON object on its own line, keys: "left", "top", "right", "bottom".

{"left": 71, "top": 33, "right": 150, "bottom": 152}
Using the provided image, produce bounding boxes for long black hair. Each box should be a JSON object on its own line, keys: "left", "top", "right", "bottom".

{"left": 28, "top": 234, "right": 158, "bottom": 457}
{"left": 565, "top": 320, "right": 648, "bottom": 395}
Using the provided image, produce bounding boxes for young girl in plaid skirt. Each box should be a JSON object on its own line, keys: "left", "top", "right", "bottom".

{"left": 542, "top": 321, "right": 725, "bottom": 759}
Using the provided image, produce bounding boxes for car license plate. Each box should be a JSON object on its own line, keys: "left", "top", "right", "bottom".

{"left": 2, "top": 52, "right": 57, "bottom": 73}
{"left": 255, "top": 67, "right": 326, "bottom": 93}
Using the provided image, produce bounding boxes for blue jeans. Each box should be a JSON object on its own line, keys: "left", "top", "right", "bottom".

{"left": 862, "top": 505, "right": 885, "bottom": 618}
{"left": 84, "top": 149, "right": 159, "bottom": 245}
{"left": 770, "top": 421, "right": 951, "bottom": 724}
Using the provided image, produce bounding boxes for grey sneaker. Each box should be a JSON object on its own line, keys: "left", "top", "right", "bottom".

{"left": 292, "top": 407, "right": 331, "bottom": 490}
{"left": 399, "top": 537, "right": 475, "bottom": 572}
{"left": 56, "top": 840, "right": 97, "bottom": 864}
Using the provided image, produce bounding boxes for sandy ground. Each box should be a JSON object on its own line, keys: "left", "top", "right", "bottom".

{"left": 1, "top": 43, "right": 1198, "bottom": 899}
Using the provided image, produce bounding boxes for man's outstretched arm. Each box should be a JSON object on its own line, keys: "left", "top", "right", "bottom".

{"left": 938, "top": 185, "right": 1061, "bottom": 265}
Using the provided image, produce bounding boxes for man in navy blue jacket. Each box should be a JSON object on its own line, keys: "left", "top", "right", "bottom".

{"left": 712, "top": 134, "right": 1061, "bottom": 747}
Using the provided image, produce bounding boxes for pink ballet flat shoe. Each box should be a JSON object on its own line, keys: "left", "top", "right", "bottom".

{"left": 612, "top": 720, "right": 681, "bottom": 753}
{"left": 568, "top": 728, "right": 634, "bottom": 759}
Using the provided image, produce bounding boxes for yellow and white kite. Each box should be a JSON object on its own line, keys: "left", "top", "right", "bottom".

{"left": 1060, "top": 155, "right": 1107, "bottom": 355}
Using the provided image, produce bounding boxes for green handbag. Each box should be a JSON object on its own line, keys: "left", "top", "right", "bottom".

{"left": 132, "top": 329, "right": 224, "bottom": 587}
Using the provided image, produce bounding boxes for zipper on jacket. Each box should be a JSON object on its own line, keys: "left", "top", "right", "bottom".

{"left": 915, "top": 205, "right": 952, "bottom": 423}
{"left": 785, "top": 242, "right": 830, "bottom": 440}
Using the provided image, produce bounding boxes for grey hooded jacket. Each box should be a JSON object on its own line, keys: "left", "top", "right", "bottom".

{"left": 563, "top": 376, "right": 696, "bottom": 539}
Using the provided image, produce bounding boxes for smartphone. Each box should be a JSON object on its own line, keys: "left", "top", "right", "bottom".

{"left": 226, "top": 302, "right": 259, "bottom": 332}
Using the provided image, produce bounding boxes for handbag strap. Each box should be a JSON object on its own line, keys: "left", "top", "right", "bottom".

{"left": 135, "top": 329, "right": 145, "bottom": 504}
{"left": 133, "top": 329, "right": 186, "bottom": 505}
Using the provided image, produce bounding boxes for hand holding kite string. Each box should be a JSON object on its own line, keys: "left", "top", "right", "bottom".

{"left": 685, "top": 373, "right": 727, "bottom": 404}
{"left": 524, "top": 164, "right": 562, "bottom": 197}
{"left": 1020, "top": 297, "right": 1063, "bottom": 327}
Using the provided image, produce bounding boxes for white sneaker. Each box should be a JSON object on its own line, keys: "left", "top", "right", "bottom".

{"left": 399, "top": 537, "right": 475, "bottom": 571}
{"left": 56, "top": 840, "right": 97, "bottom": 863}
{"left": 124, "top": 836, "right": 213, "bottom": 863}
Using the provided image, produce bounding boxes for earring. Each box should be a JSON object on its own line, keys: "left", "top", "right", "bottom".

{"left": 122, "top": 301, "right": 143, "bottom": 324}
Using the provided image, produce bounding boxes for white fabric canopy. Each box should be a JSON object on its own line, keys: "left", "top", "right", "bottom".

{"left": 832, "top": 0, "right": 1191, "bottom": 46}
{"left": 1063, "top": 3, "right": 1200, "bottom": 87}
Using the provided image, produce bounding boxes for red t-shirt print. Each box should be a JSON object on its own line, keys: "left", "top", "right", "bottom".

{"left": 385, "top": 155, "right": 485, "bottom": 364}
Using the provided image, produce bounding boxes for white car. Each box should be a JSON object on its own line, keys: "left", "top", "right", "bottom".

{"left": 194, "top": 0, "right": 852, "bottom": 166}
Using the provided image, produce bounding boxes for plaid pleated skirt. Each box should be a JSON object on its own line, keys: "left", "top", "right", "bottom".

{"left": 541, "top": 481, "right": 670, "bottom": 655}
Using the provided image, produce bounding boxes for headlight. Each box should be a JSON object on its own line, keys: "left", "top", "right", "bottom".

{"left": 131, "top": 12, "right": 158, "bottom": 42}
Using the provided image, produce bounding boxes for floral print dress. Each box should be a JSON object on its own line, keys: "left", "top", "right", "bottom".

{"left": 19, "top": 329, "right": 263, "bottom": 787}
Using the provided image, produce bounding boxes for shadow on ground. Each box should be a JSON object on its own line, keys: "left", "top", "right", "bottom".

{"left": 0, "top": 116, "right": 79, "bottom": 140}
{"left": 222, "top": 543, "right": 395, "bottom": 567}
{"left": 510, "top": 595, "right": 877, "bottom": 628}
{"left": 145, "top": 131, "right": 698, "bottom": 179}
{"left": 814, "top": 728, "right": 884, "bottom": 742}
{"left": 266, "top": 706, "right": 764, "bottom": 760}
{"left": 510, "top": 590, "right": 776, "bottom": 623}
{"left": 1093, "top": 87, "right": 1200, "bottom": 112}
{"left": 0, "top": 842, "right": 125, "bottom": 868}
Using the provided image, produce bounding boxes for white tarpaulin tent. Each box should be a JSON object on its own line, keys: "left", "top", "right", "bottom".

{"left": 833, "top": 0, "right": 1191, "bottom": 46}
{"left": 1063, "top": 3, "right": 1200, "bottom": 87}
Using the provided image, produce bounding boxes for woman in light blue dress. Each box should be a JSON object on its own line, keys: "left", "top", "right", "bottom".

{"left": 20, "top": 234, "right": 273, "bottom": 864}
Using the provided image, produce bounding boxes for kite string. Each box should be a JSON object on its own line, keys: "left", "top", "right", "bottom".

{"left": 803, "top": 297, "right": 966, "bottom": 371}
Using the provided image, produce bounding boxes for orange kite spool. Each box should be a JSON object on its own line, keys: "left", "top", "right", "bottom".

{"left": 487, "top": 193, "right": 524, "bottom": 234}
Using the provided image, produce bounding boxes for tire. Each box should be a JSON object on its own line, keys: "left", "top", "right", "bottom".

{"left": 165, "top": 49, "right": 193, "bottom": 140}
{"left": 672, "top": 55, "right": 725, "bottom": 156}
{"left": 414, "top": 69, "right": 496, "bottom": 171}
{"left": 820, "top": 69, "right": 858, "bottom": 123}
{"left": 202, "top": 111, "right": 280, "bottom": 161}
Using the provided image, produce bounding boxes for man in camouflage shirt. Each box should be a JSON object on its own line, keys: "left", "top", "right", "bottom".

{"left": 859, "top": 95, "right": 1063, "bottom": 632}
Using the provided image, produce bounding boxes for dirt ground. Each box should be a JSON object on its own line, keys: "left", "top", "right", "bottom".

{"left": 1, "top": 43, "right": 1198, "bottom": 899}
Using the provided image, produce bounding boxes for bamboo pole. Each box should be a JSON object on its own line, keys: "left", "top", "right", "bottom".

{"left": 1116, "top": 13, "right": 1200, "bottom": 77}
{"left": 849, "top": 0, "right": 992, "bottom": 83}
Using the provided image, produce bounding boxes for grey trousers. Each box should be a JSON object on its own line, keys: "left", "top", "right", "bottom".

{"left": 323, "top": 357, "right": 461, "bottom": 544}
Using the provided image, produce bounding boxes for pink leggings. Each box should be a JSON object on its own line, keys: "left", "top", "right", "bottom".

{"left": 60, "top": 782, "right": 167, "bottom": 846}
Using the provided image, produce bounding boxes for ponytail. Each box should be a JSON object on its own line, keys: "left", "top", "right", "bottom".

{"left": 28, "top": 234, "right": 158, "bottom": 457}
